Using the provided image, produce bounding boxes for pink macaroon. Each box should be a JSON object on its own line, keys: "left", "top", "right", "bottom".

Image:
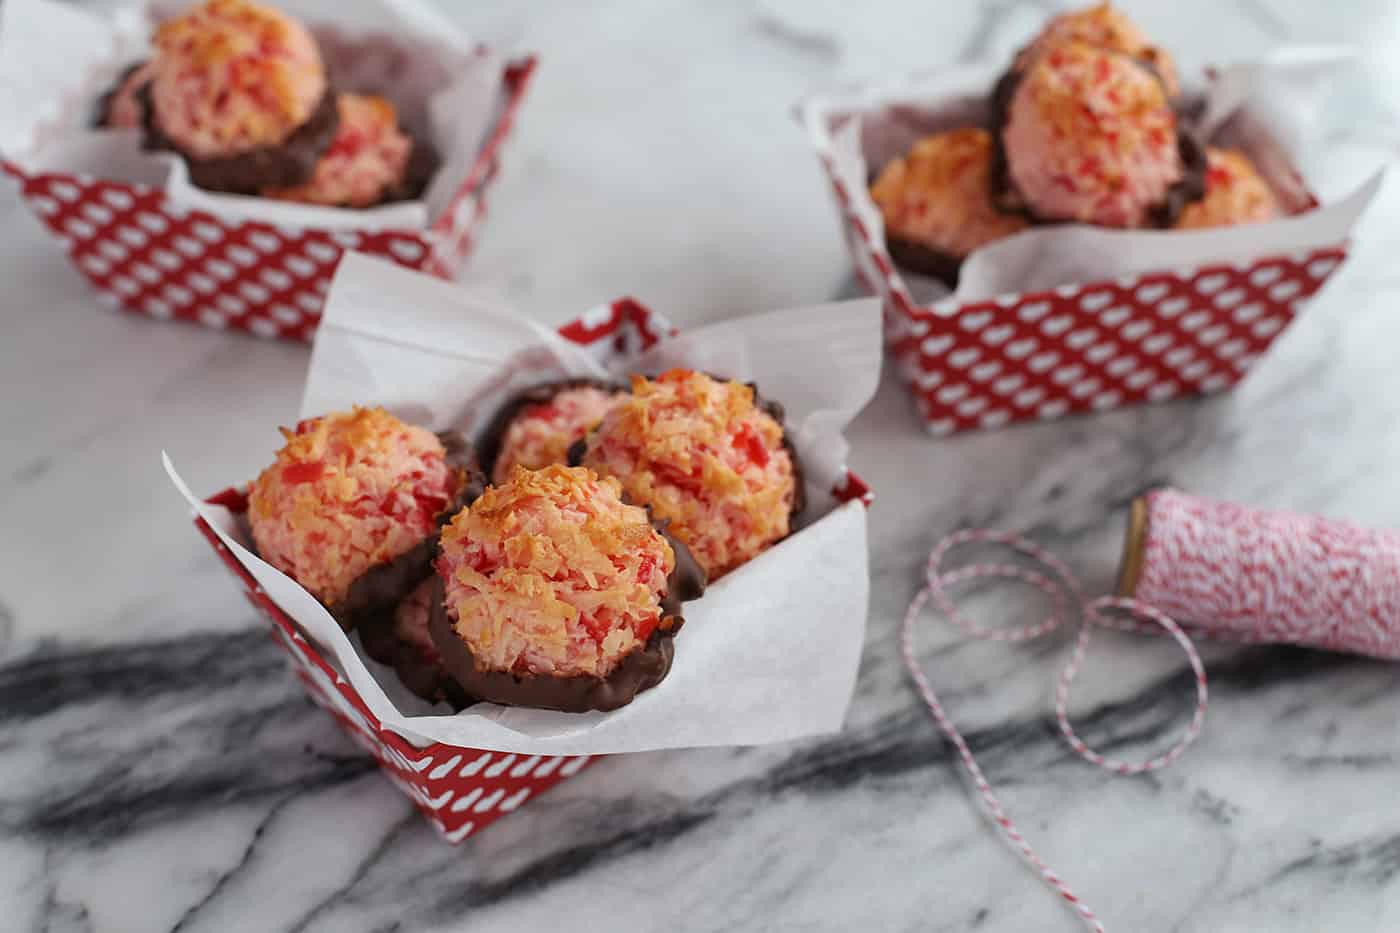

{"left": 870, "top": 128, "right": 1029, "bottom": 264}
{"left": 264, "top": 94, "right": 413, "bottom": 207}
{"left": 100, "top": 62, "right": 156, "bottom": 130}
{"left": 579, "top": 370, "right": 800, "bottom": 581}
{"left": 390, "top": 579, "right": 443, "bottom": 673}
{"left": 1001, "top": 41, "right": 1183, "bottom": 228}
{"left": 437, "top": 465, "right": 678, "bottom": 680}
{"left": 1174, "top": 148, "right": 1280, "bottom": 230}
{"left": 358, "top": 577, "right": 470, "bottom": 706}
{"left": 149, "top": 0, "right": 327, "bottom": 159}
{"left": 248, "top": 407, "right": 463, "bottom": 612}
{"left": 490, "top": 384, "right": 626, "bottom": 485}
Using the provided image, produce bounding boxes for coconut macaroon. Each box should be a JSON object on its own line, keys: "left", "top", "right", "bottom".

{"left": 357, "top": 578, "right": 471, "bottom": 708}
{"left": 479, "top": 380, "right": 628, "bottom": 486}
{"left": 97, "top": 62, "right": 156, "bottom": 130}
{"left": 248, "top": 407, "right": 484, "bottom": 630}
{"left": 151, "top": 0, "right": 326, "bottom": 157}
{"left": 1013, "top": 2, "right": 1178, "bottom": 97}
{"left": 870, "top": 128, "right": 1029, "bottom": 283}
{"left": 1000, "top": 42, "right": 1191, "bottom": 228}
{"left": 264, "top": 93, "right": 415, "bottom": 208}
{"left": 1173, "top": 148, "right": 1280, "bottom": 230}
{"left": 143, "top": 0, "right": 340, "bottom": 193}
{"left": 429, "top": 464, "right": 705, "bottom": 712}
{"left": 577, "top": 370, "right": 801, "bottom": 580}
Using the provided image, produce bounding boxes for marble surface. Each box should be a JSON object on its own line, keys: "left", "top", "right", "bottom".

{"left": 4, "top": 1, "right": 1400, "bottom": 930}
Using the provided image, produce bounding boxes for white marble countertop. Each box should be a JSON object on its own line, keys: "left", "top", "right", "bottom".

{"left": 4, "top": 1, "right": 1400, "bottom": 931}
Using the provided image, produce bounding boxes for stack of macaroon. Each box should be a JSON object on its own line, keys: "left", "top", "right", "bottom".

{"left": 245, "top": 371, "right": 803, "bottom": 713}
{"left": 96, "top": 0, "right": 435, "bottom": 207}
{"left": 870, "top": 2, "right": 1284, "bottom": 285}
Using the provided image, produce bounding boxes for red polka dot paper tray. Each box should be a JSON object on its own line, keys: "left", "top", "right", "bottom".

{"left": 1, "top": 0, "right": 537, "bottom": 342}
{"left": 167, "top": 254, "right": 881, "bottom": 843}
{"left": 798, "top": 57, "right": 1382, "bottom": 435}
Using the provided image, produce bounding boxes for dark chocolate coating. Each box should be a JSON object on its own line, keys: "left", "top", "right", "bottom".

{"left": 139, "top": 83, "right": 341, "bottom": 195}
{"left": 326, "top": 431, "right": 486, "bottom": 632}
{"left": 986, "top": 56, "right": 1207, "bottom": 229}
{"left": 750, "top": 386, "right": 807, "bottom": 521}
{"left": 565, "top": 437, "right": 588, "bottom": 469}
{"left": 1145, "top": 131, "right": 1208, "bottom": 228}
{"left": 476, "top": 378, "right": 627, "bottom": 483}
{"left": 428, "top": 523, "right": 706, "bottom": 713}
{"left": 882, "top": 237, "right": 965, "bottom": 288}
{"left": 381, "top": 135, "right": 441, "bottom": 205}
{"left": 568, "top": 376, "right": 806, "bottom": 525}
{"left": 92, "top": 62, "right": 147, "bottom": 129}
{"left": 357, "top": 604, "right": 472, "bottom": 709}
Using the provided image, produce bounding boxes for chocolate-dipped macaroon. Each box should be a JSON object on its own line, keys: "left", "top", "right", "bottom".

{"left": 264, "top": 92, "right": 439, "bottom": 207}
{"left": 429, "top": 464, "right": 705, "bottom": 713}
{"left": 248, "top": 406, "right": 485, "bottom": 632}
{"left": 477, "top": 379, "right": 629, "bottom": 486}
{"left": 1173, "top": 147, "right": 1281, "bottom": 230}
{"left": 94, "top": 62, "right": 155, "bottom": 130}
{"left": 139, "top": 0, "right": 340, "bottom": 195}
{"left": 869, "top": 128, "right": 1030, "bottom": 286}
{"left": 358, "top": 578, "right": 472, "bottom": 709}
{"left": 991, "top": 41, "right": 1206, "bottom": 229}
{"left": 574, "top": 369, "right": 803, "bottom": 581}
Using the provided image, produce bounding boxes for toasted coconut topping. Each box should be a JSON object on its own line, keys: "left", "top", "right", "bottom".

{"left": 582, "top": 369, "right": 796, "bottom": 579}
{"left": 438, "top": 464, "right": 676, "bottom": 678}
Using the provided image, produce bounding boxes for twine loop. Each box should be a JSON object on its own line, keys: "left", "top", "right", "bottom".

{"left": 903, "top": 529, "right": 1209, "bottom": 932}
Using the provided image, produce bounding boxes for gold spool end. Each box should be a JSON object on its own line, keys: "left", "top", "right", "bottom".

{"left": 1117, "top": 495, "right": 1149, "bottom": 596}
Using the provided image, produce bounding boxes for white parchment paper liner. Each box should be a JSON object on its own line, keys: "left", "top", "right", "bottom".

{"left": 165, "top": 253, "right": 883, "bottom": 754}
{"left": 0, "top": 0, "right": 503, "bottom": 231}
{"left": 798, "top": 49, "right": 1385, "bottom": 306}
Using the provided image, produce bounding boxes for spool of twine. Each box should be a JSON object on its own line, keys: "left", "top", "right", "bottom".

{"left": 1118, "top": 488, "right": 1400, "bottom": 659}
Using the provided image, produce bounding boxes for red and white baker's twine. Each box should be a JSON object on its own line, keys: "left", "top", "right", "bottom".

{"left": 904, "top": 490, "right": 1400, "bottom": 930}
{"left": 902, "top": 528, "right": 1207, "bottom": 933}
{"left": 1134, "top": 489, "right": 1400, "bottom": 658}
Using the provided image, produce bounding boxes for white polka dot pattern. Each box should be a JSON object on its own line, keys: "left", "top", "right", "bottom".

{"left": 907, "top": 254, "right": 1341, "bottom": 436}
{"left": 2, "top": 57, "right": 539, "bottom": 343}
